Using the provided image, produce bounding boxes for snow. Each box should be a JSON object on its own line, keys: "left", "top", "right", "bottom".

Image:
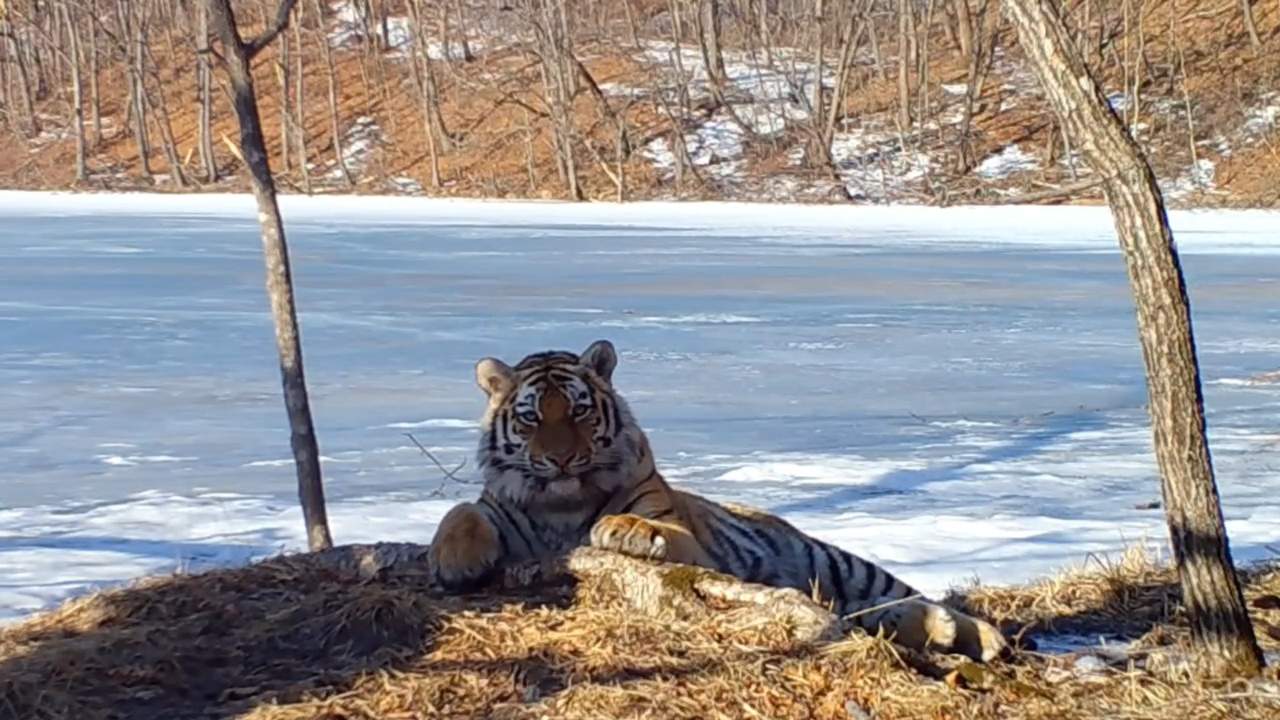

{"left": 975, "top": 144, "right": 1040, "bottom": 179}
{"left": 644, "top": 114, "right": 748, "bottom": 181}
{"left": 324, "top": 115, "right": 383, "bottom": 182}
{"left": 830, "top": 126, "right": 934, "bottom": 201}
{"left": 638, "top": 41, "right": 828, "bottom": 182}
{"left": 328, "top": 0, "right": 369, "bottom": 48}
{"left": 328, "top": 0, "right": 478, "bottom": 60}
{"left": 2, "top": 192, "right": 1280, "bottom": 625}
{"left": 1242, "top": 92, "right": 1280, "bottom": 138}
{"left": 1162, "top": 158, "right": 1218, "bottom": 201}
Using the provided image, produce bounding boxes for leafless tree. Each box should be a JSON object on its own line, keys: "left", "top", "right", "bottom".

{"left": 1005, "top": 0, "right": 1265, "bottom": 679}
{"left": 1238, "top": 0, "right": 1262, "bottom": 52}
{"left": 205, "top": 0, "right": 334, "bottom": 553}
{"left": 195, "top": 1, "right": 219, "bottom": 183}
{"left": 61, "top": 1, "right": 88, "bottom": 182}
{"left": 2, "top": 13, "right": 41, "bottom": 136}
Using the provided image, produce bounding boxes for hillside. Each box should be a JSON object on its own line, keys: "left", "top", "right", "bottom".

{"left": 2, "top": 0, "right": 1278, "bottom": 206}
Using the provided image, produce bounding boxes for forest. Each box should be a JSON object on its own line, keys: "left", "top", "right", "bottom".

{"left": 1, "top": 0, "right": 1277, "bottom": 204}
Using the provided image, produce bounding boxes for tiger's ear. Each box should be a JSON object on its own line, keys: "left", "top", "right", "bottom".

{"left": 580, "top": 340, "right": 618, "bottom": 384}
{"left": 475, "top": 357, "right": 516, "bottom": 397}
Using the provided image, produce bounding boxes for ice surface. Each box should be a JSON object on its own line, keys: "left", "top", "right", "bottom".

{"left": 2, "top": 191, "right": 1279, "bottom": 624}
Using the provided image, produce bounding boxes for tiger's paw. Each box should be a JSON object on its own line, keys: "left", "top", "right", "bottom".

{"left": 888, "top": 601, "right": 958, "bottom": 653}
{"left": 429, "top": 503, "right": 502, "bottom": 591}
{"left": 891, "top": 601, "right": 1008, "bottom": 662}
{"left": 952, "top": 611, "right": 1011, "bottom": 663}
{"left": 589, "top": 513, "right": 669, "bottom": 561}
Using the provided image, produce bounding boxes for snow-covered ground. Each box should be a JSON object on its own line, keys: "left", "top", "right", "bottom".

{"left": 2, "top": 191, "right": 1279, "bottom": 624}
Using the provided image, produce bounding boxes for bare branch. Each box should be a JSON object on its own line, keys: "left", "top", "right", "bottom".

{"left": 244, "top": 0, "right": 298, "bottom": 60}
{"left": 404, "top": 432, "right": 471, "bottom": 485}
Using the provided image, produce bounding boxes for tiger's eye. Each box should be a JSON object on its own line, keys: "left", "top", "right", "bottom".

{"left": 517, "top": 410, "right": 539, "bottom": 424}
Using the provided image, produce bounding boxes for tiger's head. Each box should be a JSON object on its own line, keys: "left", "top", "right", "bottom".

{"left": 474, "top": 340, "right": 648, "bottom": 511}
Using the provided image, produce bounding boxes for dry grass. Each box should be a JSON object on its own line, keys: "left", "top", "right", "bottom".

{"left": 2, "top": 546, "right": 1279, "bottom": 720}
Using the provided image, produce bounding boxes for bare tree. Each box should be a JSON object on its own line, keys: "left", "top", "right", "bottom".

{"left": 205, "top": 0, "right": 334, "bottom": 553}
{"left": 1238, "top": 0, "right": 1262, "bottom": 52}
{"left": 291, "top": 5, "right": 311, "bottom": 193}
{"left": 86, "top": 0, "right": 102, "bottom": 147}
{"left": 115, "top": 0, "right": 154, "bottom": 180}
{"left": 310, "top": 0, "right": 353, "bottom": 188}
{"left": 953, "top": 0, "right": 974, "bottom": 58}
{"left": 519, "top": 0, "right": 583, "bottom": 200}
{"left": 195, "top": 0, "right": 219, "bottom": 183}
{"left": 1004, "top": 0, "right": 1264, "bottom": 678}
{"left": 896, "top": 0, "right": 913, "bottom": 128}
{"left": 141, "top": 39, "right": 188, "bottom": 187}
{"left": 60, "top": 1, "right": 88, "bottom": 182}
{"left": 953, "top": 0, "right": 999, "bottom": 173}
{"left": 2, "top": 14, "right": 41, "bottom": 136}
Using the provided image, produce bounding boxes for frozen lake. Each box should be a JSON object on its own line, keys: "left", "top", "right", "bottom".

{"left": 1, "top": 192, "right": 1278, "bottom": 622}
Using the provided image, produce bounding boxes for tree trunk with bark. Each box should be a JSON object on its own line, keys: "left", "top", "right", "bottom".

{"left": 121, "top": 0, "right": 153, "bottom": 179}
{"left": 1238, "top": 0, "right": 1261, "bottom": 51}
{"left": 142, "top": 42, "right": 188, "bottom": 187}
{"left": 205, "top": 0, "right": 334, "bottom": 553}
{"left": 87, "top": 0, "right": 102, "bottom": 147}
{"left": 291, "top": 9, "right": 311, "bottom": 194}
{"left": 3, "top": 18, "right": 41, "bottom": 137}
{"left": 61, "top": 1, "right": 88, "bottom": 183}
{"left": 1003, "top": 0, "right": 1264, "bottom": 679}
{"left": 195, "top": 1, "right": 219, "bottom": 183}
{"left": 896, "top": 0, "right": 913, "bottom": 128}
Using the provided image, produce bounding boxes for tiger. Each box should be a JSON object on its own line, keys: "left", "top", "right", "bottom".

{"left": 428, "top": 340, "right": 1009, "bottom": 661}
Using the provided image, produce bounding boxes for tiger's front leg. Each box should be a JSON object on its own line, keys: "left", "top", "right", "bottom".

{"left": 429, "top": 502, "right": 503, "bottom": 591}
{"left": 589, "top": 514, "right": 711, "bottom": 567}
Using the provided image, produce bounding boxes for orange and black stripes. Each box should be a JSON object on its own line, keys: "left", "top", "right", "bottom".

{"left": 431, "top": 341, "right": 1008, "bottom": 661}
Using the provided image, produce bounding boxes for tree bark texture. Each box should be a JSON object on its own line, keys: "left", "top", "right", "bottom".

{"left": 206, "top": 0, "right": 333, "bottom": 553}
{"left": 196, "top": 1, "right": 220, "bottom": 183}
{"left": 61, "top": 2, "right": 88, "bottom": 182}
{"left": 1003, "top": 0, "right": 1263, "bottom": 678}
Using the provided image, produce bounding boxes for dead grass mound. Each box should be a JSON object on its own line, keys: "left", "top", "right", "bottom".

{"left": 2, "top": 546, "right": 1278, "bottom": 720}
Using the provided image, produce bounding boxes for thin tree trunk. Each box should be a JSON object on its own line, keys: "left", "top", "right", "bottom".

{"left": 897, "top": 0, "right": 913, "bottom": 128}
{"left": 918, "top": 0, "right": 937, "bottom": 128}
{"left": 408, "top": 0, "right": 442, "bottom": 187}
{"left": 954, "top": 0, "right": 974, "bottom": 58}
{"left": 955, "top": 0, "right": 998, "bottom": 173}
{"left": 206, "top": 0, "right": 334, "bottom": 553}
{"left": 0, "top": 25, "right": 9, "bottom": 130}
{"left": 292, "top": 8, "right": 311, "bottom": 194}
{"left": 454, "top": 0, "right": 474, "bottom": 61}
{"left": 3, "top": 19, "right": 40, "bottom": 136}
{"left": 1003, "top": 0, "right": 1264, "bottom": 679}
{"left": 119, "top": 0, "right": 153, "bottom": 178}
{"left": 62, "top": 2, "right": 88, "bottom": 183}
{"left": 1238, "top": 1, "right": 1261, "bottom": 51}
{"left": 196, "top": 1, "right": 219, "bottom": 182}
{"left": 277, "top": 11, "right": 292, "bottom": 173}
{"left": 311, "top": 0, "right": 352, "bottom": 187}
{"left": 866, "top": 4, "right": 887, "bottom": 80}
{"left": 824, "top": 6, "right": 867, "bottom": 150}
{"left": 86, "top": 1, "right": 102, "bottom": 147}
{"left": 140, "top": 44, "right": 187, "bottom": 187}
{"left": 812, "top": 0, "right": 827, "bottom": 146}
{"left": 141, "top": 41, "right": 187, "bottom": 187}
{"left": 696, "top": 0, "right": 728, "bottom": 90}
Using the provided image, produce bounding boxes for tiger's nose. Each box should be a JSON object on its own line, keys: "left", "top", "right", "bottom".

{"left": 547, "top": 453, "right": 575, "bottom": 472}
